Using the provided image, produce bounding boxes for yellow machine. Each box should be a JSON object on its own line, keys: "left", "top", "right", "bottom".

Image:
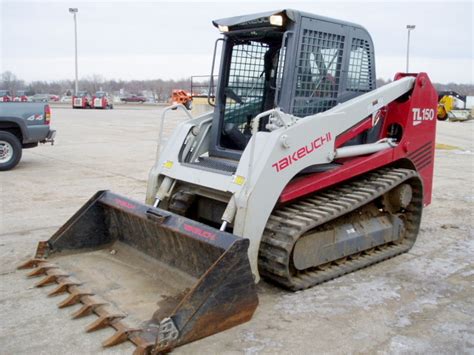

{"left": 437, "top": 91, "right": 471, "bottom": 121}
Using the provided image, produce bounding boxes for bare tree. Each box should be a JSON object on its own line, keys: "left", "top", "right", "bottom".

{"left": 0, "top": 71, "right": 25, "bottom": 94}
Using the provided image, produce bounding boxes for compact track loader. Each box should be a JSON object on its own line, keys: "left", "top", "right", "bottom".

{"left": 19, "top": 9, "right": 438, "bottom": 354}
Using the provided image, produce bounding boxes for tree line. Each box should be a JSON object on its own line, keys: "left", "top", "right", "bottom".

{"left": 0, "top": 71, "right": 194, "bottom": 102}
{"left": 1, "top": 71, "right": 473, "bottom": 101}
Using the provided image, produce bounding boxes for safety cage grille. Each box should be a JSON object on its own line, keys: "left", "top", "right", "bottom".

{"left": 292, "top": 29, "right": 345, "bottom": 117}
{"left": 347, "top": 38, "right": 373, "bottom": 92}
{"left": 223, "top": 41, "right": 269, "bottom": 133}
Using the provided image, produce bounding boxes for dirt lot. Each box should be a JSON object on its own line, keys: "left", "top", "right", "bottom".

{"left": 1, "top": 106, "right": 472, "bottom": 354}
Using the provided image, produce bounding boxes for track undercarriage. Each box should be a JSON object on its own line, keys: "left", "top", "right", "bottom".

{"left": 259, "top": 167, "right": 423, "bottom": 290}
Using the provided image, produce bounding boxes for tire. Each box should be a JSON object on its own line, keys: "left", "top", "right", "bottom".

{"left": 0, "top": 131, "right": 22, "bottom": 171}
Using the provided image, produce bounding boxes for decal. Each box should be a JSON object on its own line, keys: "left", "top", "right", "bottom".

{"left": 272, "top": 132, "right": 332, "bottom": 173}
{"left": 412, "top": 108, "right": 435, "bottom": 126}
{"left": 26, "top": 114, "right": 43, "bottom": 121}
{"left": 183, "top": 223, "right": 216, "bottom": 240}
{"left": 372, "top": 110, "right": 382, "bottom": 127}
{"left": 163, "top": 160, "right": 174, "bottom": 169}
{"left": 232, "top": 175, "right": 245, "bottom": 186}
{"left": 114, "top": 198, "right": 137, "bottom": 210}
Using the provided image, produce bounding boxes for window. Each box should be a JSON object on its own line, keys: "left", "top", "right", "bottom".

{"left": 223, "top": 41, "right": 268, "bottom": 134}
{"left": 219, "top": 38, "right": 284, "bottom": 151}
{"left": 347, "top": 38, "right": 373, "bottom": 92}
{"left": 293, "top": 29, "right": 345, "bottom": 117}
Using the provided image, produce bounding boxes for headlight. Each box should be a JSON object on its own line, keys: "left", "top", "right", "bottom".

{"left": 218, "top": 25, "right": 229, "bottom": 32}
{"left": 269, "top": 15, "right": 283, "bottom": 26}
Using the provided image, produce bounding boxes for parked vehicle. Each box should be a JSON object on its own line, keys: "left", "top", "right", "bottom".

{"left": 72, "top": 91, "right": 92, "bottom": 109}
{"left": 49, "top": 94, "right": 60, "bottom": 102}
{"left": 437, "top": 91, "right": 472, "bottom": 121}
{"left": 120, "top": 94, "right": 147, "bottom": 103}
{"left": 0, "top": 90, "right": 12, "bottom": 102}
{"left": 92, "top": 91, "right": 114, "bottom": 109}
{"left": 60, "top": 96, "right": 72, "bottom": 104}
{"left": 13, "top": 90, "right": 29, "bottom": 102}
{"left": 0, "top": 102, "right": 56, "bottom": 170}
{"left": 31, "top": 94, "right": 50, "bottom": 103}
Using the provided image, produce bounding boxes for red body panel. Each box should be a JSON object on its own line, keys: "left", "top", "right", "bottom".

{"left": 280, "top": 73, "right": 438, "bottom": 207}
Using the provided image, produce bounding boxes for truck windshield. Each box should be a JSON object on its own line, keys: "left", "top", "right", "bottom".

{"left": 219, "top": 34, "right": 284, "bottom": 151}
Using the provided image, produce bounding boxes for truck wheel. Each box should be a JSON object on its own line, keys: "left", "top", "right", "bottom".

{"left": 0, "top": 131, "right": 22, "bottom": 171}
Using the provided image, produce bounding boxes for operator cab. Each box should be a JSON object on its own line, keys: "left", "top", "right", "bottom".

{"left": 209, "top": 9, "right": 376, "bottom": 160}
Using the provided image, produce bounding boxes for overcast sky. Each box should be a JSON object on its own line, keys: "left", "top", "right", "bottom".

{"left": 1, "top": 0, "right": 473, "bottom": 84}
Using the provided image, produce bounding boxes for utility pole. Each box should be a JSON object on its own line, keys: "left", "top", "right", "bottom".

{"left": 69, "top": 8, "right": 79, "bottom": 95}
{"left": 406, "top": 25, "right": 416, "bottom": 72}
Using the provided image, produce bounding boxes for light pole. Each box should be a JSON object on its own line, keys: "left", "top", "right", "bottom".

{"left": 69, "top": 8, "right": 79, "bottom": 95}
{"left": 406, "top": 25, "right": 415, "bottom": 72}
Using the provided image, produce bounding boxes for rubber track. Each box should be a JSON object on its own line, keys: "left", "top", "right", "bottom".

{"left": 258, "top": 167, "right": 423, "bottom": 290}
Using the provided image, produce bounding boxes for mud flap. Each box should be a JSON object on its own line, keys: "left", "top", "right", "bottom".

{"left": 18, "top": 191, "right": 258, "bottom": 354}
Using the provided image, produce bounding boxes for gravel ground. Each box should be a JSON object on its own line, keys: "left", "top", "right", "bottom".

{"left": 0, "top": 107, "right": 472, "bottom": 354}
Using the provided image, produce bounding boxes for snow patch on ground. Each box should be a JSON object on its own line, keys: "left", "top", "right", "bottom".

{"left": 241, "top": 330, "right": 282, "bottom": 355}
{"left": 275, "top": 278, "right": 401, "bottom": 316}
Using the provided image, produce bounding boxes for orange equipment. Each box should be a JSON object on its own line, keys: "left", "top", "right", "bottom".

{"left": 170, "top": 89, "right": 193, "bottom": 110}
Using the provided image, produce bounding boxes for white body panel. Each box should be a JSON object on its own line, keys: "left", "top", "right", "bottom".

{"left": 94, "top": 98, "right": 103, "bottom": 108}
{"left": 73, "top": 98, "right": 83, "bottom": 107}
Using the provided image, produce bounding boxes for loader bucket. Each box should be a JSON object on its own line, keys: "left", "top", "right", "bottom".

{"left": 18, "top": 191, "right": 258, "bottom": 354}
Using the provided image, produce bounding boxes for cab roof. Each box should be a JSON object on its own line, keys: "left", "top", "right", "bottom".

{"left": 212, "top": 9, "right": 365, "bottom": 31}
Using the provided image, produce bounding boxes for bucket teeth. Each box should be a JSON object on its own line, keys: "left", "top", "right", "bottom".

{"left": 102, "top": 325, "right": 142, "bottom": 347}
{"left": 58, "top": 290, "right": 94, "bottom": 308}
{"left": 27, "top": 263, "right": 58, "bottom": 277}
{"left": 71, "top": 301, "right": 106, "bottom": 319}
{"left": 86, "top": 313, "right": 126, "bottom": 332}
{"left": 48, "top": 280, "right": 82, "bottom": 297}
{"left": 17, "top": 258, "right": 45, "bottom": 270}
{"left": 34, "top": 271, "right": 69, "bottom": 288}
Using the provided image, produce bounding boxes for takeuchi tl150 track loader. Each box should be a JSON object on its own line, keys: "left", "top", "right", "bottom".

{"left": 19, "top": 9, "right": 437, "bottom": 354}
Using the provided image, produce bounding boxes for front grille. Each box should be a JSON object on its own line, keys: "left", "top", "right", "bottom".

{"left": 408, "top": 142, "right": 433, "bottom": 171}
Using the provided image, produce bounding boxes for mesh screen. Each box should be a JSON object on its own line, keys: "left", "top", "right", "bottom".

{"left": 223, "top": 42, "right": 268, "bottom": 133}
{"left": 347, "top": 38, "right": 373, "bottom": 92}
{"left": 292, "top": 30, "right": 345, "bottom": 117}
